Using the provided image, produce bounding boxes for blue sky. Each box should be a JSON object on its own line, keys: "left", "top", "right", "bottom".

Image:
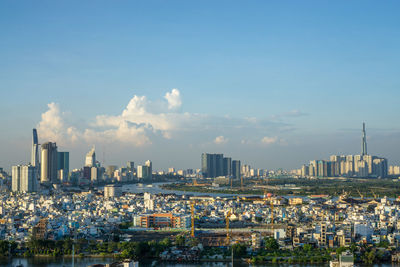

{"left": 1, "top": 1, "right": 400, "bottom": 171}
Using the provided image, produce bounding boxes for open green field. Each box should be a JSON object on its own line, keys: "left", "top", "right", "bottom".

{"left": 162, "top": 178, "right": 400, "bottom": 198}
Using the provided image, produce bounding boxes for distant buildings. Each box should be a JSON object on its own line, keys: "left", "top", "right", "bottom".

{"left": 300, "top": 123, "right": 388, "bottom": 178}
{"left": 301, "top": 154, "right": 388, "bottom": 178}
{"left": 40, "top": 142, "right": 58, "bottom": 183}
{"left": 201, "top": 153, "right": 240, "bottom": 179}
{"left": 127, "top": 161, "right": 135, "bottom": 173}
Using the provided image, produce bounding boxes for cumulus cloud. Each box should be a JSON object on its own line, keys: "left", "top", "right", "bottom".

{"left": 36, "top": 88, "right": 294, "bottom": 148}
{"left": 36, "top": 102, "right": 79, "bottom": 146}
{"left": 164, "top": 88, "right": 182, "bottom": 110}
{"left": 214, "top": 136, "right": 228, "bottom": 145}
{"left": 261, "top": 136, "right": 278, "bottom": 145}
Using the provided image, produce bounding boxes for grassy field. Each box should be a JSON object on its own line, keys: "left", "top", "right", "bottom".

{"left": 162, "top": 177, "right": 400, "bottom": 198}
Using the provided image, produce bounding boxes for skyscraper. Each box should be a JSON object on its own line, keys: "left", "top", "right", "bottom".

{"left": 12, "top": 165, "right": 21, "bottom": 192}
{"left": 127, "top": 161, "right": 135, "bottom": 172}
{"left": 145, "top": 160, "right": 152, "bottom": 180}
{"left": 201, "top": 153, "right": 226, "bottom": 178}
{"left": 362, "top": 122, "right": 367, "bottom": 156}
{"left": 223, "top": 157, "right": 232, "bottom": 176}
{"left": 215, "top": 154, "right": 224, "bottom": 177}
{"left": 41, "top": 142, "right": 58, "bottom": 183}
{"left": 31, "top": 129, "right": 39, "bottom": 167}
{"left": 85, "top": 146, "right": 96, "bottom": 167}
{"left": 12, "top": 165, "right": 37, "bottom": 192}
{"left": 137, "top": 165, "right": 150, "bottom": 180}
{"left": 57, "top": 152, "right": 69, "bottom": 182}
{"left": 232, "top": 160, "right": 241, "bottom": 180}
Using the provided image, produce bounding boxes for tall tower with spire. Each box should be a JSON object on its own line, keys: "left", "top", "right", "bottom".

{"left": 31, "top": 129, "right": 39, "bottom": 167}
{"left": 362, "top": 122, "right": 367, "bottom": 155}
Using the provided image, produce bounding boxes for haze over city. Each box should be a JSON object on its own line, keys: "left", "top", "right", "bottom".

{"left": 1, "top": 1, "right": 400, "bottom": 171}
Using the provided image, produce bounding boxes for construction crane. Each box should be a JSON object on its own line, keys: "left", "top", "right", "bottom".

{"left": 226, "top": 209, "right": 232, "bottom": 244}
{"left": 357, "top": 189, "right": 364, "bottom": 200}
{"left": 190, "top": 201, "right": 195, "bottom": 237}
{"left": 270, "top": 199, "right": 274, "bottom": 225}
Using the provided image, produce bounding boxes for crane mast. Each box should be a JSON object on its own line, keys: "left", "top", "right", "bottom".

{"left": 191, "top": 201, "right": 195, "bottom": 237}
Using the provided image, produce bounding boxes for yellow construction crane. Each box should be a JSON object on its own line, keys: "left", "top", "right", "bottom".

{"left": 270, "top": 199, "right": 274, "bottom": 225}
{"left": 190, "top": 201, "right": 195, "bottom": 237}
{"left": 226, "top": 209, "right": 232, "bottom": 244}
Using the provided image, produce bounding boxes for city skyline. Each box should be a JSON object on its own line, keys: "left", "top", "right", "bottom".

{"left": 1, "top": 122, "right": 398, "bottom": 174}
{"left": 1, "top": 1, "right": 400, "bottom": 170}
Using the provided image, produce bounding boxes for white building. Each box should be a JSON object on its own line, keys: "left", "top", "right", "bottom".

{"left": 12, "top": 165, "right": 37, "bottom": 192}
{"left": 104, "top": 184, "right": 121, "bottom": 198}
{"left": 85, "top": 146, "right": 96, "bottom": 167}
{"left": 144, "top": 192, "right": 154, "bottom": 211}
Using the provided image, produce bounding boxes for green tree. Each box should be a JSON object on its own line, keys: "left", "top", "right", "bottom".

{"left": 175, "top": 235, "right": 185, "bottom": 246}
{"left": 303, "top": 244, "right": 313, "bottom": 252}
{"left": 363, "top": 250, "right": 376, "bottom": 264}
{"left": 232, "top": 243, "right": 247, "bottom": 258}
{"left": 159, "top": 238, "right": 172, "bottom": 247}
{"left": 336, "top": 246, "right": 347, "bottom": 255}
{"left": 264, "top": 237, "right": 279, "bottom": 251}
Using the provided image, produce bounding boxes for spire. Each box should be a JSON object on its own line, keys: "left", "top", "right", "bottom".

{"left": 362, "top": 122, "right": 367, "bottom": 156}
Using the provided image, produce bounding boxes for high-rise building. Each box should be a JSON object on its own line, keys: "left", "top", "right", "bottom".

{"left": 57, "top": 152, "right": 69, "bottom": 182}
{"left": 31, "top": 129, "right": 40, "bottom": 167}
{"left": 301, "top": 165, "right": 309, "bottom": 177}
{"left": 85, "top": 146, "right": 96, "bottom": 167}
{"left": 232, "top": 160, "right": 241, "bottom": 180}
{"left": 201, "top": 153, "right": 226, "bottom": 178}
{"left": 223, "top": 157, "right": 232, "bottom": 176}
{"left": 137, "top": 165, "right": 150, "bottom": 180}
{"left": 106, "top": 165, "right": 117, "bottom": 178}
{"left": 12, "top": 165, "right": 21, "bottom": 192}
{"left": 215, "top": 154, "right": 223, "bottom": 177}
{"left": 145, "top": 160, "right": 152, "bottom": 180}
{"left": 91, "top": 167, "right": 99, "bottom": 183}
{"left": 41, "top": 142, "right": 58, "bottom": 183}
{"left": 373, "top": 158, "right": 388, "bottom": 178}
{"left": 362, "top": 122, "right": 368, "bottom": 156}
{"left": 144, "top": 192, "right": 155, "bottom": 211}
{"left": 201, "top": 153, "right": 209, "bottom": 177}
{"left": 127, "top": 161, "right": 135, "bottom": 172}
{"left": 104, "top": 184, "right": 122, "bottom": 198}
{"left": 12, "top": 165, "right": 37, "bottom": 192}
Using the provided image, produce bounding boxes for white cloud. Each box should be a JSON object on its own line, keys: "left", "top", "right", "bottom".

{"left": 37, "top": 102, "right": 79, "bottom": 146}
{"left": 261, "top": 136, "right": 278, "bottom": 145}
{"left": 270, "top": 109, "right": 307, "bottom": 120}
{"left": 214, "top": 135, "right": 228, "bottom": 145}
{"left": 36, "top": 89, "right": 293, "bottom": 148}
{"left": 164, "top": 88, "right": 182, "bottom": 110}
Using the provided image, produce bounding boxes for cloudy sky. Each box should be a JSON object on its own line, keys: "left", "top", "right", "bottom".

{"left": 1, "top": 1, "right": 400, "bottom": 171}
